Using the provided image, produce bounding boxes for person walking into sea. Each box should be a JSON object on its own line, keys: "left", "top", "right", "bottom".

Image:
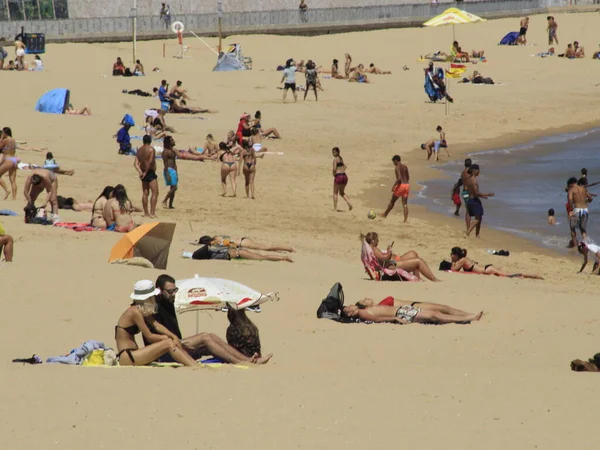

{"left": 461, "top": 158, "right": 473, "bottom": 232}
{"left": 134, "top": 135, "right": 159, "bottom": 218}
{"left": 567, "top": 177, "right": 592, "bottom": 246}
{"left": 281, "top": 59, "right": 297, "bottom": 103}
{"left": 464, "top": 164, "right": 494, "bottom": 238}
{"left": 161, "top": 136, "right": 178, "bottom": 209}
{"left": 332, "top": 147, "right": 352, "bottom": 212}
{"left": 380, "top": 155, "right": 410, "bottom": 222}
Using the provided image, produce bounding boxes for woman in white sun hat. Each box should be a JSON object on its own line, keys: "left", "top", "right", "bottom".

{"left": 115, "top": 280, "right": 197, "bottom": 367}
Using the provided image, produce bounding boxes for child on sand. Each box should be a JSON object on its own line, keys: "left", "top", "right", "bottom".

{"left": 452, "top": 179, "right": 462, "bottom": 217}
{"left": 548, "top": 208, "right": 557, "bottom": 225}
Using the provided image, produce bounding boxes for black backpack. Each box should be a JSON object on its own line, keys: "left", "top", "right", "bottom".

{"left": 316, "top": 282, "right": 344, "bottom": 321}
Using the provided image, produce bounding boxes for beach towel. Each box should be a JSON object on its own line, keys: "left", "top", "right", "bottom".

{"left": 47, "top": 340, "right": 107, "bottom": 365}
{"left": 0, "top": 210, "right": 17, "bottom": 216}
{"left": 361, "top": 240, "right": 418, "bottom": 282}
{"left": 499, "top": 32, "right": 520, "bottom": 46}
{"left": 54, "top": 222, "right": 101, "bottom": 232}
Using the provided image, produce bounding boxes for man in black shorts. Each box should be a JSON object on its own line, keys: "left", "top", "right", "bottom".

{"left": 464, "top": 164, "right": 495, "bottom": 238}
{"left": 135, "top": 134, "right": 159, "bottom": 218}
{"left": 518, "top": 17, "right": 529, "bottom": 45}
{"left": 280, "top": 58, "right": 297, "bottom": 102}
{"left": 304, "top": 60, "right": 318, "bottom": 101}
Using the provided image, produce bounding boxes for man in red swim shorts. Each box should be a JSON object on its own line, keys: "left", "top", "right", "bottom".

{"left": 380, "top": 155, "right": 410, "bottom": 222}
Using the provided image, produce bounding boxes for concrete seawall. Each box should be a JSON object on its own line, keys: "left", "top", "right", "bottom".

{"left": 1, "top": 1, "right": 597, "bottom": 44}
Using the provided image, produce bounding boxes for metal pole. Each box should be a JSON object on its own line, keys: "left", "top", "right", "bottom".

{"left": 132, "top": 0, "right": 137, "bottom": 64}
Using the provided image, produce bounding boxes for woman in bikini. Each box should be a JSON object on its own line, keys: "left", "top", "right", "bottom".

{"left": 342, "top": 302, "right": 481, "bottom": 325}
{"left": 184, "top": 244, "right": 293, "bottom": 262}
{"left": 450, "top": 247, "right": 543, "bottom": 279}
{"left": 253, "top": 111, "right": 281, "bottom": 139}
{"left": 239, "top": 140, "right": 257, "bottom": 199}
{"left": 225, "top": 130, "right": 237, "bottom": 149}
{"left": 0, "top": 127, "right": 19, "bottom": 200}
{"left": 332, "top": 147, "right": 352, "bottom": 212}
{"left": 145, "top": 117, "right": 167, "bottom": 141}
{"left": 204, "top": 134, "right": 219, "bottom": 157}
{"left": 249, "top": 128, "right": 268, "bottom": 153}
{"left": 90, "top": 186, "right": 114, "bottom": 228}
{"left": 197, "top": 235, "right": 294, "bottom": 253}
{"left": 362, "top": 232, "right": 440, "bottom": 281}
{"left": 115, "top": 280, "right": 197, "bottom": 367}
{"left": 357, "top": 297, "right": 480, "bottom": 320}
{"left": 103, "top": 184, "right": 140, "bottom": 232}
{"left": 218, "top": 142, "right": 239, "bottom": 197}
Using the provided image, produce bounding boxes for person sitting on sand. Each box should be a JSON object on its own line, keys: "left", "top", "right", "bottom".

{"left": 183, "top": 244, "right": 294, "bottom": 262}
{"left": 577, "top": 241, "right": 600, "bottom": 274}
{"left": 3, "top": 60, "right": 15, "bottom": 70}
{"left": 204, "top": 134, "right": 219, "bottom": 157}
{"left": 144, "top": 275, "right": 272, "bottom": 364}
{"left": 134, "top": 59, "right": 145, "bottom": 76}
{"left": 195, "top": 235, "right": 295, "bottom": 253}
{"left": 548, "top": 208, "right": 557, "bottom": 225}
{"left": 367, "top": 63, "right": 391, "bottom": 74}
{"left": 169, "top": 80, "right": 191, "bottom": 100}
{"left": 362, "top": 232, "right": 440, "bottom": 281}
{"left": 329, "top": 59, "right": 345, "bottom": 79}
{"left": 226, "top": 307, "right": 264, "bottom": 357}
{"left": 452, "top": 41, "right": 470, "bottom": 62}
{"left": 0, "top": 222, "right": 14, "bottom": 262}
{"left": 348, "top": 64, "right": 370, "bottom": 83}
{"left": 113, "top": 57, "right": 126, "bottom": 76}
{"left": 170, "top": 99, "right": 214, "bottom": 114}
{"left": 23, "top": 168, "right": 59, "bottom": 219}
{"left": 145, "top": 117, "right": 167, "bottom": 141}
{"left": 29, "top": 55, "right": 43, "bottom": 71}
{"left": 115, "top": 279, "right": 198, "bottom": 367}
{"left": 90, "top": 186, "right": 114, "bottom": 228}
{"left": 574, "top": 41, "right": 585, "bottom": 58}
{"left": 559, "top": 43, "right": 576, "bottom": 58}
{"left": 341, "top": 301, "right": 482, "bottom": 325}
{"left": 450, "top": 247, "right": 543, "bottom": 279}
{"left": 253, "top": 111, "right": 281, "bottom": 139}
{"left": 103, "top": 184, "right": 140, "bottom": 232}
{"left": 43, "top": 152, "right": 75, "bottom": 176}
{"left": 65, "top": 103, "right": 92, "bottom": 116}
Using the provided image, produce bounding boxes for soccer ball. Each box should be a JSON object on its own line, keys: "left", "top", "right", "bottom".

{"left": 368, "top": 210, "right": 377, "bottom": 220}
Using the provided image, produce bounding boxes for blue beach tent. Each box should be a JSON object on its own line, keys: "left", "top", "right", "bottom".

{"left": 35, "top": 88, "right": 70, "bottom": 114}
{"left": 499, "top": 32, "right": 520, "bottom": 46}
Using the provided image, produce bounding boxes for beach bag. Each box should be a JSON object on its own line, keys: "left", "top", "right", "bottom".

{"left": 316, "top": 282, "right": 344, "bottom": 320}
{"left": 0, "top": 222, "right": 4, "bottom": 236}
{"left": 121, "top": 114, "right": 135, "bottom": 127}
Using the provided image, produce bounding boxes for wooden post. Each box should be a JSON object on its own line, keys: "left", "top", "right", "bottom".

{"left": 163, "top": 43, "right": 166, "bottom": 58}
{"left": 132, "top": 0, "right": 137, "bottom": 64}
{"left": 218, "top": 17, "right": 222, "bottom": 53}
{"left": 217, "top": 0, "right": 223, "bottom": 53}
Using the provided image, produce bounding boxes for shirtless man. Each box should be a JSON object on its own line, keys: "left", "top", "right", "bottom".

{"left": 547, "top": 16, "right": 558, "bottom": 46}
{"left": 380, "top": 155, "right": 410, "bottom": 222}
{"left": 0, "top": 127, "right": 18, "bottom": 199}
{"left": 518, "top": 17, "right": 529, "bottom": 45}
{"left": 367, "top": 63, "right": 391, "bottom": 74}
{"left": 161, "top": 136, "right": 178, "bottom": 209}
{"left": 567, "top": 176, "right": 592, "bottom": 246}
{"left": 342, "top": 302, "right": 482, "bottom": 325}
{"left": 14, "top": 37, "right": 25, "bottom": 71}
{"left": 420, "top": 139, "right": 439, "bottom": 161}
{"left": 23, "top": 169, "right": 59, "bottom": 217}
{"left": 464, "top": 164, "right": 495, "bottom": 238}
{"left": 169, "top": 80, "right": 191, "bottom": 100}
{"left": 461, "top": 159, "right": 473, "bottom": 231}
{"left": 134, "top": 135, "right": 159, "bottom": 218}
{"left": 563, "top": 44, "right": 576, "bottom": 59}
{"left": 574, "top": 41, "right": 585, "bottom": 58}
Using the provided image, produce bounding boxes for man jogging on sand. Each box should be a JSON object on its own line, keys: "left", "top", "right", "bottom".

{"left": 380, "top": 155, "right": 410, "bottom": 222}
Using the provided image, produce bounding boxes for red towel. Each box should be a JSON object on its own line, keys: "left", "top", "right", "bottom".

{"left": 54, "top": 222, "right": 103, "bottom": 232}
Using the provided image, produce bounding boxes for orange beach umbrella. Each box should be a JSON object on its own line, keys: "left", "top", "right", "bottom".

{"left": 109, "top": 222, "right": 176, "bottom": 270}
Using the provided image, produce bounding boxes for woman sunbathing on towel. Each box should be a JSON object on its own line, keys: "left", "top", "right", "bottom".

{"left": 103, "top": 184, "right": 141, "bottom": 232}
{"left": 362, "top": 232, "right": 439, "bottom": 281}
{"left": 358, "top": 297, "right": 479, "bottom": 319}
{"left": 183, "top": 244, "right": 293, "bottom": 262}
{"left": 196, "top": 234, "right": 294, "bottom": 252}
{"left": 115, "top": 280, "right": 197, "bottom": 367}
{"left": 342, "top": 301, "right": 482, "bottom": 325}
{"left": 450, "top": 247, "right": 543, "bottom": 279}
{"left": 90, "top": 185, "right": 114, "bottom": 228}
{"left": 163, "top": 136, "right": 215, "bottom": 162}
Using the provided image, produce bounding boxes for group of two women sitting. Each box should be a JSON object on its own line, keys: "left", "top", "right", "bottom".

{"left": 90, "top": 185, "right": 140, "bottom": 232}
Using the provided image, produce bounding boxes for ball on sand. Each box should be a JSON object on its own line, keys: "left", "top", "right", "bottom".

{"left": 368, "top": 210, "right": 376, "bottom": 220}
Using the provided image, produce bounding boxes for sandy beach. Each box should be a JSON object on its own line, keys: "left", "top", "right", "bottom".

{"left": 3, "top": 12, "right": 600, "bottom": 449}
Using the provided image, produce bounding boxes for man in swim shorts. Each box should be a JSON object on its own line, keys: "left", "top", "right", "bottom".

{"left": 577, "top": 241, "right": 600, "bottom": 274}
{"left": 23, "top": 168, "right": 59, "bottom": 219}
{"left": 567, "top": 176, "right": 592, "bottom": 244}
{"left": 280, "top": 59, "right": 297, "bottom": 103}
{"left": 161, "top": 136, "right": 178, "bottom": 209}
{"left": 464, "top": 164, "right": 494, "bottom": 238}
{"left": 460, "top": 158, "right": 473, "bottom": 231}
{"left": 547, "top": 16, "right": 558, "bottom": 46}
{"left": 380, "top": 155, "right": 410, "bottom": 223}
{"left": 135, "top": 135, "right": 159, "bottom": 218}
{"left": 158, "top": 79, "right": 172, "bottom": 111}
{"left": 341, "top": 303, "right": 481, "bottom": 325}
{"left": 518, "top": 17, "right": 529, "bottom": 45}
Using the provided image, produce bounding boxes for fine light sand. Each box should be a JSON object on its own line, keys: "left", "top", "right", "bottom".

{"left": 2, "top": 13, "right": 600, "bottom": 449}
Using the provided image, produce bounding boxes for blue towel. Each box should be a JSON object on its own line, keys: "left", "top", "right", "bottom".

{"left": 0, "top": 209, "right": 17, "bottom": 216}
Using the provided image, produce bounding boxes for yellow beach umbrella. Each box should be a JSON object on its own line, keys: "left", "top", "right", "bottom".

{"left": 423, "top": 8, "right": 486, "bottom": 41}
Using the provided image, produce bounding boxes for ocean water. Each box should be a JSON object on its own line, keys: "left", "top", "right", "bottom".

{"left": 415, "top": 128, "right": 600, "bottom": 250}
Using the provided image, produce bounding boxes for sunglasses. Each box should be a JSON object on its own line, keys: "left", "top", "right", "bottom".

{"left": 164, "top": 288, "right": 179, "bottom": 295}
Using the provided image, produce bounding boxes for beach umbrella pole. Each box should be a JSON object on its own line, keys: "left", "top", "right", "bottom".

{"left": 132, "top": 0, "right": 137, "bottom": 64}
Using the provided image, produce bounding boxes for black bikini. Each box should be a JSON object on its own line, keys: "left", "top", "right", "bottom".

{"left": 115, "top": 324, "right": 140, "bottom": 363}
{"left": 464, "top": 263, "right": 492, "bottom": 272}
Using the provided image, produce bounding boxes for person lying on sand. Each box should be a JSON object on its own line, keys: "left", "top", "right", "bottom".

{"left": 362, "top": 232, "right": 439, "bottom": 281}
{"left": 170, "top": 99, "right": 215, "bottom": 114}
{"left": 65, "top": 103, "right": 92, "bottom": 116}
{"left": 450, "top": 247, "right": 544, "bottom": 279}
{"left": 115, "top": 279, "right": 198, "bottom": 367}
{"left": 182, "top": 244, "right": 293, "bottom": 262}
{"left": 577, "top": 241, "right": 600, "bottom": 274}
{"left": 367, "top": 63, "right": 391, "bottom": 74}
{"left": 144, "top": 275, "right": 272, "bottom": 365}
{"left": 56, "top": 195, "right": 93, "bottom": 212}
{"left": 195, "top": 234, "right": 295, "bottom": 252}
{"left": 342, "top": 301, "right": 482, "bottom": 325}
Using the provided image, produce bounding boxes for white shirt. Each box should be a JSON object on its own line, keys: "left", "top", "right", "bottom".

{"left": 283, "top": 66, "right": 296, "bottom": 84}
{"left": 587, "top": 243, "right": 600, "bottom": 257}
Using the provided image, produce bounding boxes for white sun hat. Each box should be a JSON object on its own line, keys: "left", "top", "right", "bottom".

{"left": 130, "top": 280, "right": 160, "bottom": 301}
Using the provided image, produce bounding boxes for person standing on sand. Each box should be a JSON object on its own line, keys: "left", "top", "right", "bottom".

{"left": 436, "top": 125, "right": 450, "bottom": 157}
{"left": 547, "top": 16, "right": 559, "bottom": 46}
{"left": 461, "top": 158, "right": 473, "bottom": 232}
{"left": 161, "top": 136, "right": 178, "bottom": 209}
{"left": 281, "top": 59, "right": 297, "bottom": 103}
{"left": 464, "top": 164, "right": 494, "bottom": 238}
{"left": 134, "top": 135, "right": 159, "bottom": 218}
{"left": 332, "top": 147, "right": 352, "bottom": 212}
{"left": 518, "top": 17, "right": 529, "bottom": 45}
{"left": 304, "top": 60, "right": 319, "bottom": 101}
{"left": 14, "top": 37, "right": 25, "bottom": 71}
{"left": 380, "top": 155, "right": 410, "bottom": 222}
{"left": 567, "top": 176, "right": 592, "bottom": 246}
